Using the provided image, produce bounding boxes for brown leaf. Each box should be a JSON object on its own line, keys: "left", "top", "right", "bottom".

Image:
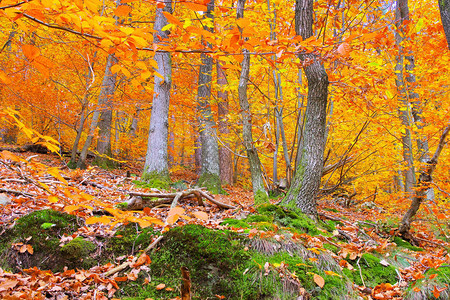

{"left": 156, "top": 283, "right": 166, "bottom": 290}
{"left": 313, "top": 273, "right": 325, "bottom": 288}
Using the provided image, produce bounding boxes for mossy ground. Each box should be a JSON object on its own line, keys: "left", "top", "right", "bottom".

{"left": 105, "top": 222, "right": 155, "bottom": 257}
{"left": 343, "top": 253, "right": 398, "bottom": 288}
{"left": 117, "top": 224, "right": 357, "bottom": 300}
{"left": 393, "top": 236, "right": 424, "bottom": 252}
{"left": 0, "top": 209, "right": 80, "bottom": 272}
{"left": 404, "top": 266, "right": 450, "bottom": 300}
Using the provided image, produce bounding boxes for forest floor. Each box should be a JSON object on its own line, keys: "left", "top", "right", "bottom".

{"left": 0, "top": 148, "right": 449, "bottom": 299}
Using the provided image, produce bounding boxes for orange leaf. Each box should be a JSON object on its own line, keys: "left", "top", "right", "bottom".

{"left": 166, "top": 214, "right": 180, "bottom": 225}
{"left": 26, "top": 244, "right": 34, "bottom": 254}
{"left": 114, "top": 5, "right": 132, "bottom": 17}
{"left": 22, "top": 44, "right": 40, "bottom": 61}
{"left": 337, "top": 42, "right": 351, "bottom": 57}
{"left": 134, "top": 253, "right": 151, "bottom": 267}
{"left": 413, "top": 287, "right": 421, "bottom": 292}
{"left": 156, "top": 283, "right": 166, "bottom": 290}
{"left": 114, "top": 276, "right": 128, "bottom": 282}
{"left": 192, "top": 211, "right": 209, "bottom": 221}
{"left": 64, "top": 205, "right": 80, "bottom": 213}
{"left": 168, "top": 206, "right": 185, "bottom": 217}
{"left": 19, "top": 244, "right": 27, "bottom": 253}
{"left": 85, "top": 216, "right": 112, "bottom": 225}
{"left": 162, "top": 11, "right": 182, "bottom": 26}
{"left": 313, "top": 273, "right": 325, "bottom": 288}
{"left": 182, "top": 2, "right": 207, "bottom": 11}
{"left": 429, "top": 274, "right": 438, "bottom": 280}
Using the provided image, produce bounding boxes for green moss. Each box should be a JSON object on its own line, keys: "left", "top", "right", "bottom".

{"left": 343, "top": 253, "right": 398, "bottom": 288}
{"left": 405, "top": 266, "right": 450, "bottom": 300}
{"left": 254, "top": 189, "right": 269, "bottom": 205}
{"left": 170, "top": 180, "right": 188, "bottom": 190}
{"left": 0, "top": 209, "right": 80, "bottom": 272}
{"left": 139, "top": 171, "right": 171, "bottom": 190}
{"left": 246, "top": 214, "right": 273, "bottom": 223}
{"left": 67, "top": 160, "right": 77, "bottom": 169}
{"left": 393, "top": 236, "right": 424, "bottom": 252}
{"left": 221, "top": 218, "right": 250, "bottom": 229}
{"left": 93, "top": 156, "right": 117, "bottom": 170}
{"left": 115, "top": 202, "right": 128, "bottom": 209}
{"left": 61, "top": 237, "right": 96, "bottom": 269}
{"left": 197, "top": 172, "right": 222, "bottom": 194}
{"left": 323, "top": 243, "right": 340, "bottom": 253}
{"left": 257, "top": 204, "right": 319, "bottom": 235}
{"left": 106, "top": 223, "right": 155, "bottom": 256}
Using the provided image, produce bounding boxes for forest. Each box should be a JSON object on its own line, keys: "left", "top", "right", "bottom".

{"left": 0, "top": 0, "right": 449, "bottom": 299}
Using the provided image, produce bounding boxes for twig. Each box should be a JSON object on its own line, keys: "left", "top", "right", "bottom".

{"left": 103, "top": 235, "right": 164, "bottom": 277}
{"left": 357, "top": 256, "right": 366, "bottom": 287}
{"left": 0, "top": 188, "right": 35, "bottom": 198}
{"left": 170, "top": 192, "right": 183, "bottom": 209}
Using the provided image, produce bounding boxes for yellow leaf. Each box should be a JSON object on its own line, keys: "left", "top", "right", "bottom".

{"left": 64, "top": 205, "right": 80, "bottom": 213}
{"left": 114, "top": 5, "right": 132, "bottom": 17}
{"left": 0, "top": 151, "right": 25, "bottom": 163}
{"left": 48, "top": 196, "right": 59, "bottom": 203}
{"left": 192, "top": 211, "right": 208, "bottom": 221}
{"left": 85, "top": 0, "right": 100, "bottom": 12}
{"left": 85, "top": 216, "right": 112, "bottom": 225}
{"left": 47, "top": 167, "right": 68, "bottom": 185}
{"left": 324, "top": 271, "right": 342, "bottom": 277}
{"left": 22, "top": 44, "right": 40, "bottom": 61}
{"left": 313, "top": 273, "right": 325, "bottom": 288}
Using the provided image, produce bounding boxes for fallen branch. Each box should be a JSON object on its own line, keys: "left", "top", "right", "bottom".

{"left": 128, "top": 189, "right": 236, "bottom": 210}
{"left": 0, "top": 188, "right": 35, "bottom": 197}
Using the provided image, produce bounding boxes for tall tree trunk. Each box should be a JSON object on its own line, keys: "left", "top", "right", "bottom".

{"left": 395, "top": 0, "right": 416, "bottom": 196}
{"left": 237, "top": 0, "right": 268, "bottom": 204}
{"left": 197, "top": 0, "right": 222, "bottom": 193}
{"left": 282, "top": 0, "right": 329, "bottom": 217}
{"left": 217, "top": 62, "right": 233, "bottom": 185}
{"left": 142, "top": 0, "right": 173, "bottom": 183}
{"left": 76, "top": 53, "right": 117, "bottom": 169}
{"left": 94, "top": 53, "right": 118, "bottom": 168}
{"left": 439, "top": 0, "right": 450, "bottom": 49}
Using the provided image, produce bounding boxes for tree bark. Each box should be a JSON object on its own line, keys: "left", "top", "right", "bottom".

{"left": 439, "top": 0, "right": 450, "bottom": 49}
{"left": 237, "top": 0, "right": 268, "bottom": 204}
{"left": 282, "top": 0, "right": 329, "bottom": 217}
{"left": 217, "top": 62, "right": 233, "bottom": 185}
{"left": 197, "top": 0, "right": 222, "bottom": 193}
{"left": 76, "top": 53, "right": 117, "bottom": 169}
{"left": 142, "top": 0, "right": 173, "bottom": 182}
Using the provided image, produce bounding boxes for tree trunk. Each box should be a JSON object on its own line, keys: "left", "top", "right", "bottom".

{"left": 94, "top": 53, "right": 118, "bottom": 168}
{"left": 217, "top": 62, "right": 233, "bottom": 185}
{"left": 197, "top": 0, "right": 222, "bottom": 193}
{"left": 282, "top": 0, "right": 329, "bottom": 217}
{"left": 142, "top": 0, "right": 173, "bottom": 183}
{"left": 237, "top": 0, "right": 268, "bottom": 204}
{"left": 394, "top": 0, "right": 416, "bottom": 196}
{"left": 76, "top": 53, "right": 117, "bottom": 169}
{"left": 439, "top": 0, "right": 450, "bottom": 49}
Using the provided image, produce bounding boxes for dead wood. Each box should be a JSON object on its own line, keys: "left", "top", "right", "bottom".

{"left": 0, "top": 188, "right": 35, "bottom": 197}
{"left": 181, "top": 266, "right": 192, "bottom": 300}
{"left": 128, "top": 189, "right": 236, "bottom": 210}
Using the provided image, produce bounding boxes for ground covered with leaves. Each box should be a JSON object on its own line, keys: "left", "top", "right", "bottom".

{"left": 0, "top": 150, "right": 449, "bottom": 299}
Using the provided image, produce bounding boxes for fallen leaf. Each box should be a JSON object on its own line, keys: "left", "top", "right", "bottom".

{"left": 313, "top": 273, "right": 325, "bottom": 288}
{"left": 156, "top": 283, "right": 166, "bottom": 290}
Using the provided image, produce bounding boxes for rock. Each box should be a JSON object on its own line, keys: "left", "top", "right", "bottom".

{"left": 0, "top": 193, "right": 11, "bottom": 206}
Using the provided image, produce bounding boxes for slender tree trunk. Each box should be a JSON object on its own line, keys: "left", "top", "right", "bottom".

{"left": 282, "top": 0, "right": 329, "bottom": 217}
{"left": 395, "top": 0, "right": 416, "bottom": 196}
{"left": 217, "top": 62, "right": 233, "bottom": 185}
{"left": 439, "top": 0, "right": 450, "bottom": 49}
{"left": 197, "top": 0, "right": 222, "bottom": 193}
{"left": 94, "top": 53, "right": 118, "bottom": 168}
{"left": 76, "top": 54, "right": 117, "bottom": 169}
{"left": 237, "top": 0, "right": 268, "bottom": 204}
{"left": 142, "top": 0, "right": 173, "bottom": 183}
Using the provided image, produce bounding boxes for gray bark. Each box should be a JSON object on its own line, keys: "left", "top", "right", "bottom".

{"left": 395, "top": 0, "right": 416, "bottom": 196}
{"left": 217, "top": 62, "right": 233, "bottom": 185}
{"left": 77, "top": 53, "right": 117, "bottom": 169}
{"left": 282, "top": 0, "right": 329, "bottom": 217}
{"left": 237, "top": 0, "right": 267, "bottom": 203}
{"left": 439, "top": 0, "right": 450, "bottom": 49}
{"left": 197, "top": 0, "right": 222, "bottom": 192}
{"left": 143, "top": 0, "right": 173, "bottom": 179}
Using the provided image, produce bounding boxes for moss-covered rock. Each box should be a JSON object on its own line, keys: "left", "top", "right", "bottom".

{"left": 343, "top": 253, "right": 398, "bottom": 288}
{"left": 106, "top": 223, "right": 155, "bottom": 257}
{"left": 0, "top": 209, "right": 80, "bottom": 272}
{"left": 61, "top": 237, "right": 96, "bottom": 269}
{"left": 404, "top": 266, "right": 450, "bottom": 300}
